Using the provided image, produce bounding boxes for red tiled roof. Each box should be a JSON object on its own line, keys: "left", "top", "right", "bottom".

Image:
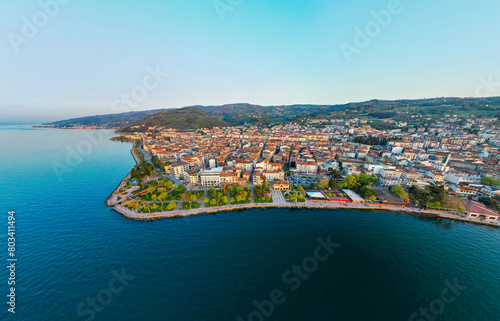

{"left": 464, "top": 200, "right": 499, "bottom": 217}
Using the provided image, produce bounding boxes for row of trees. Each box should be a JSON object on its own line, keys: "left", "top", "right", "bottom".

{"left": 151, "top": 155, "right": 162, "bottom": 169}
{"left": 353, "top": 136, "right": 389, "bottom": 146}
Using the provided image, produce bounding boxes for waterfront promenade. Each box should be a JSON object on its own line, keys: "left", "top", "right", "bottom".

{"left": 108, "top": 192, "right": 500, "bottom": 227}
{"left": 106, "top": 146, "right": 499, "bottom": 227}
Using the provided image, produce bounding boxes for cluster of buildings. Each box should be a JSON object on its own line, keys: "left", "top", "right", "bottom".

{"left": 331, "top": 118, "right": 500, "bottom": 200}
{"left": 123, "top": 115, "right": 500, "bottom": 222}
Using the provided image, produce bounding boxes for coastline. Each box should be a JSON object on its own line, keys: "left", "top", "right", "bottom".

{"left": 110, "top": 199, "right": 500, "bottom": 227}
{"left": 105, "top": 145, "right": 138, "bottom": 207}
{"left": 106, "top": 147, "right": 500, "bottom": 228}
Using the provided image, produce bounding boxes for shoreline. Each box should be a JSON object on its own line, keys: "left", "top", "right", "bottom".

{"left": 109, "top": 200, "right": 500, "bottom": 227}
{"left": 106, "top": 147, "right": 500, "bottom": 228}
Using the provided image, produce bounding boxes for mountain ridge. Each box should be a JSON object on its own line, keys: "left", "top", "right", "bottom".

{"left": 42, "top": 96, "right": 500, "bottom": 130}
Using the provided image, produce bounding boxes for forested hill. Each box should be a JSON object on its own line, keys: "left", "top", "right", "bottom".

{"left": 120, "top": 107, "right": 230, "bottom": 132}
{"left": 43, "top": 96, "right": 500, "bottom": 129}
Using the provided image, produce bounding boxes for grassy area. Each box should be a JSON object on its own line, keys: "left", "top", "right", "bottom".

{"left": 133, "top": 181, "right": 182, "bottom": 202}
{"left": 181, "top": 201, "right": 201, "bottom": 210}
{"left": 184, "top": 191, "right": 203, "bottom": 201}
{"left": 254, "top": 195, "right": 272, "bottom": 203}
{"left": 137, "top": 201, "right": 178, "bottom": 213}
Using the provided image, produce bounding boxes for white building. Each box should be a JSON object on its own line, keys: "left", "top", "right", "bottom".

{"left": 200, "top": 167, "right": 223, "bottom": 186}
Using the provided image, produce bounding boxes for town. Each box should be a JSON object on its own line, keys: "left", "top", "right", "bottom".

{"left": 107, "top": 114, "right": 500, "bottom": 225}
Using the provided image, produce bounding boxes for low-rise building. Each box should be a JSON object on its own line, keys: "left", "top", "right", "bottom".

{"left": 273, "top": 180, "right": 290, "bottom": 191}
{"left": 464, "top": 200, "right": 499, "bottom": 222}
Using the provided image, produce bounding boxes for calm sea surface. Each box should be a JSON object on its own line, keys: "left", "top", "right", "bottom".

{"left": 1, "top": 125, "right": 499, "bottom": 321}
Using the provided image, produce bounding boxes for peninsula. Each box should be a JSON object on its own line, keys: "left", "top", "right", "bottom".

{"left": 102, "top": 104, "right": 500, "bottom": 227}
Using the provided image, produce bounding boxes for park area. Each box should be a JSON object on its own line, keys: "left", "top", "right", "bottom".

{"left": 118, "top": 177, "right": 208, "bottom": 213}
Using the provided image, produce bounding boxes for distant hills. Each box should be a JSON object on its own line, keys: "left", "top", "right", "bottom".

{"left": 44, "top": 109, "right": 167, "bottom": 129}
{"left": 121, "top": 107, "right": 230, "bottom": 132}
{"left": 43, "top": 96, "right": 500, "bottom": 131}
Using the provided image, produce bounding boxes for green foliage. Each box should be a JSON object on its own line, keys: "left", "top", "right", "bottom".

{"left": 318, "top": 178, "right": 329, "bottom": 190}
{"left": 181, "top": 201, "right": 201, "bottom": 210}
{"left": 167, "top": 202, "right": 177, "bottom": 211}
{"left": 175, "top": 185, "right": 186, "bottom": 193}
{"left": 49, "top": 97, "right": 500, "bottom": 130}
{"left": 342, "top": 175, "right": 357, "bottom": 189}
{"left": 408, "top": 185, "right": 463, "bottom": 210}
{"left": 478, "top": 197, "right": 500, "bottom": 211}
{"left": 353, "top": 136, "right": 389, "bottom": 146}
{"left": 357, "top": 186, "right": 377, "bottom": 201}
{"left": 110, "top": 135, "right": 133, "bottom": 142}
{"left": 208, "top": 188, "right": 217, "bottom": 198}
{"left": 357, "top": 173, "right": 378, "bottom": 186}
{"left": 285, "top": 191, "right": 305, "bottom": 202}
{"left": 122, "top": 107, "right": 230, "bottom": 132}
{"left": 207, "top": 189, "right": 228, "bottom": 207}
{"left": 254, "top": 194, "right": 273, "bottom": 203}
{"left": 227, "top": 184, "right": 251, "bottom": 204}
{"left": 367, "top": 121, "right": 398, "bottom": 131}
{"left": 481, "top": 177, "right": 500, "bottom": 186}
{"left": 164, "top": 180, "right": 174, "bottom": 190}
{"left": 186, "top": 191, "right": 203, "bottom": 200}
{"left": 390, "top": 185, "right": 409, "bottom": 201}
{"left": 427, "top": 201, "right": 441, "bottom": 209}
{"left": 151, "top": 155, "right": 162, "bottom": 169}
{"left": 341, "top": 173, "right": 378, "bottom": 189}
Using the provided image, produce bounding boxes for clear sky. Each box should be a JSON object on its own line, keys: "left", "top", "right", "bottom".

{"left": 1, "top": 0, "right": 499, "bottom": 123}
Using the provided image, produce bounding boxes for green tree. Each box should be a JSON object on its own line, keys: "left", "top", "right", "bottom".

{"left": 481, "top": 177, "right": 500, "bottom": 186}
{"left": 318, "top": 178, "right": 329, "bottom": 190}
{"left": 427, "top": 201, "right": 441, "bottom": 209}
{"left": 342, "top": 175, "right": 357, "bottom": 189}
{"left": 130, "top": 168, "right": 141, "bottom": 180}
{"left": 390, "top": 185, "right": 409, "bottom": 200}
{"left": 357, "top": 173, "right": 377, "bottom": 186}
{"left": 164, "top": 180, "right": 174, "bottom": 190}
{"left": 175, "top": 185, "right": 186, "bottom": 193}
{"left": 358, "top": 186, "right": 377, "bottom": 201}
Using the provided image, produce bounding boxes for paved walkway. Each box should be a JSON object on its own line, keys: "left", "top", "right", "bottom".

{"left": 108, "top": 197, "right": 499, "bottom": 227}
{"left": 271, "top": 190, "right": 286, "bottom": 204}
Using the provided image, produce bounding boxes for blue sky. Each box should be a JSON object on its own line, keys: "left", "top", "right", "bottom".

{"left": 1, "top": 0, "right": 500, "bottom": 123}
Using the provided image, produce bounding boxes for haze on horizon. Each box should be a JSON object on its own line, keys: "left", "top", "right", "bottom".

{"left": 1, "top": 0, "right": 500, "bottom": 123}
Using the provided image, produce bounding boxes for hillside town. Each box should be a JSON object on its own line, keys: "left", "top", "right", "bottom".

{"left": 112, "top": 115, "right": 500, "bottom": 224}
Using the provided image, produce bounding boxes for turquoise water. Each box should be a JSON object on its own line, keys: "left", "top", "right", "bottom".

{"left": 1, "top": 125, "right": 500, "bottom": 321}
